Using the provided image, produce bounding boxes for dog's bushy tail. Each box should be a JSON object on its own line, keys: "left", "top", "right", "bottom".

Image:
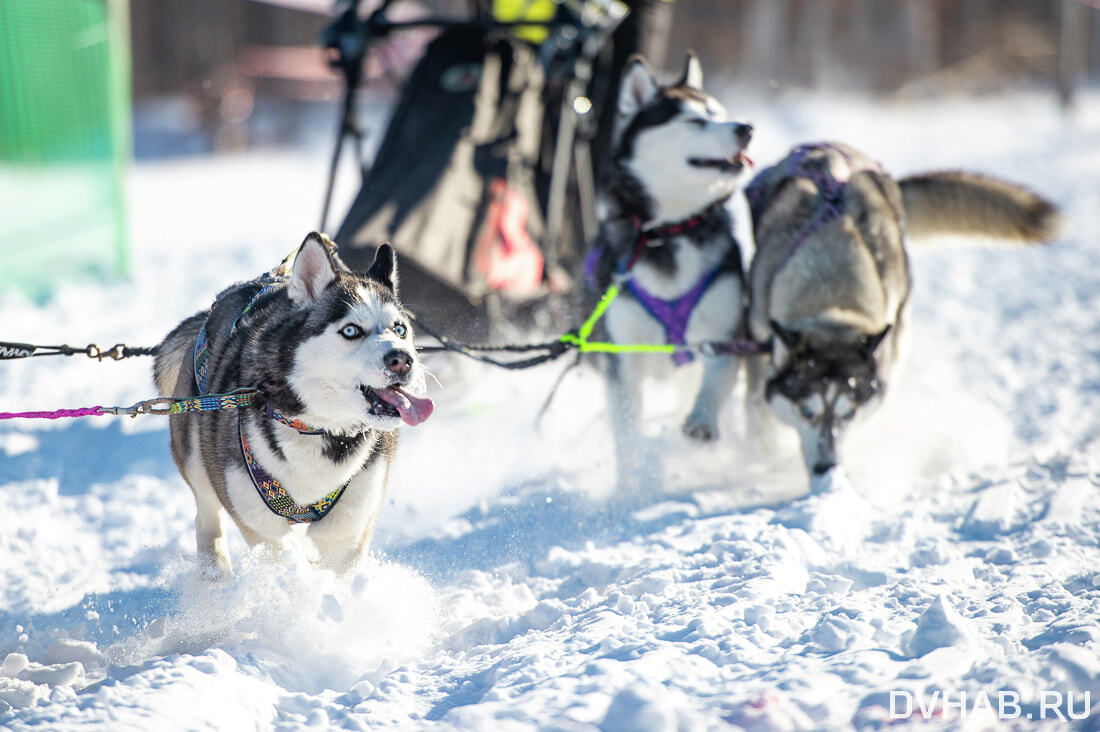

{"left": 899, "top": 171, "right": 1063, "bottom": 244}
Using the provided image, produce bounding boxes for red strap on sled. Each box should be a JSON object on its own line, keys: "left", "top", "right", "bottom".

{"left": 473, "top": 178, "right": 544, "bottom": 297}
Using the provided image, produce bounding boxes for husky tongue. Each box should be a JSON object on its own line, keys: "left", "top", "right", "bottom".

{"left": 373, "top": 386, "right": 434, "bottom": 426}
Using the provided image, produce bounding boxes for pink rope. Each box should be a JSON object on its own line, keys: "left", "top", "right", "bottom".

{"left": 0, "top": 406, "right": 105, "bottom": 420}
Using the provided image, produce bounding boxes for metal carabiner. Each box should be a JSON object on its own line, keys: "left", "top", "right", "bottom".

{"left": 102, "top": 398, "right": 175, "bottom": 417}
{"left": 133, "top": 397, "right": 176, "bottom": 416}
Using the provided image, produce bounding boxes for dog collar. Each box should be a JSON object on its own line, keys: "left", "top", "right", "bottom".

{"left": 637, "top": 202, "right": 723, "bottom": 245}
{"left": 239, "top": 419, "right": 349, "bottom": 524}
{"left": 264, "top": 403, "right": 330, "bottom": 436}
{"left": 613, "top": 203, "right": 725, "bottom": 274}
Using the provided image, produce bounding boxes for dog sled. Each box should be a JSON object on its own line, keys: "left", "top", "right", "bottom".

{"left": 322, "top": 0, "right": 671, "bottom": 341}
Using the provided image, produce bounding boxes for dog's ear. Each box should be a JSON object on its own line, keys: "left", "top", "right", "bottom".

{"left": 288, "top": 232, "right": 338, "bottom": 305}
{"left": 860, "top": 325, "right": 891, "bottom": 354}
{"left": 679, "top": 51, "right": 704, "bottom": 89}
{"left": 618, "top": 55, "right": 659, "bottom": 120}
{"left": 366, "top": 243, "right": 398, "bottom": 293}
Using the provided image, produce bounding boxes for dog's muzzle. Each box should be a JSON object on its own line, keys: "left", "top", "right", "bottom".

{"left": 360, "top": 384, "right": 434, "bottom": 426}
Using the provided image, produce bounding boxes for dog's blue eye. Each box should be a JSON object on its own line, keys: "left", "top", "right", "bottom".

{"left": 393, "top": 323, "right": 407, "bottom": 338}
{"left": 799, "top": 405, "right": 814, "bottom": 420}
{"left": 340, "top": 324, "right": 363, "bottom": 339}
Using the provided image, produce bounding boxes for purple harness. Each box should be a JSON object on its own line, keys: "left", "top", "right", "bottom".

{"left": 745, "top": 143, "right": 882, "bottom": 266}
{"left": 625, "top": 268, "right": 722, "bottom": 366}
{"left": 585, "top": 206, "right": 728, "bottom": 366}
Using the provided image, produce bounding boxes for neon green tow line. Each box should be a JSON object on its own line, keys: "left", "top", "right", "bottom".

{"left": 558, "top": 282, "right": 677, "bottom": 355}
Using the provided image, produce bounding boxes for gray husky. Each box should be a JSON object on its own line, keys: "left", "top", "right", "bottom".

{"left": 154, "top": 233, "right": 433, "bottom": 574}
{"left": 590, "top": 52, "right": 754, "bottom": 488}
{"left": 745, "top": 142, "right": 1060, "bottom": 479}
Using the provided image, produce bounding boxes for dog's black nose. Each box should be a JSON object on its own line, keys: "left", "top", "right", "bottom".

{"left": 812, "top": 461, "right": 836, "bottom": 476}
{"left": 384, "top": 349, "right": 413, "bottom": 378}
{"left": 734, "top": 122, "right": 753, "bottom": 143}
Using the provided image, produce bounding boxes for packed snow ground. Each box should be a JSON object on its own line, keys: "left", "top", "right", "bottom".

{"left": 1, "top": 89, "right": 1099, "bottom": 730}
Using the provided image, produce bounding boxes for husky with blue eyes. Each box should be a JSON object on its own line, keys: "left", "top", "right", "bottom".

{"left": 154, "top": 233, "right": 434, "bottom": 575}
{"left": 745, "top": 143, "right": 1060, "bottom": 480}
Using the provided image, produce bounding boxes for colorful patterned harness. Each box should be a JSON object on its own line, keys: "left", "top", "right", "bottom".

{"left": 190, "top": 253, "right": 353, "bottom": 524}
{"left": 238, "top": 422, "right": 350, "bottom": 524}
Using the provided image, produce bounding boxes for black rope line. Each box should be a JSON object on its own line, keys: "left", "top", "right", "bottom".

{"left": 535, "top": 350, "right": 584, "bottom": 430}
{"left": 410, "top": 315, "right": 575, "bottom": 370}
{"left": 0, "top": 341, "right": 158, "bottom": 362}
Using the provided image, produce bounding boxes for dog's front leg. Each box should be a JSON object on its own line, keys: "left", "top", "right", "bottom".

{"left": 744, "top": 353, "right": 780, "bottom": 451}
{"left": 191, "top": 484, "right": 233, "bottom": 578}
{"left": 310, "top": 534, "right": 369, "bottom": 575}
{"left": 683, "top": 354, "right": 738, "bottom": 441}
{"left": 606, "top": 353, "right": 651, "bottom": 491}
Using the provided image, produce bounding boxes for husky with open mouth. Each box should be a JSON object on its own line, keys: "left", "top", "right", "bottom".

{"left": 745, "top": 142, "right": 1060, "bottom": 481}
{"left": 154, "top": 233, "right": 433, "bottom": 574}
{"left": 588, "top": 52, "right": 754, "bottom": 489}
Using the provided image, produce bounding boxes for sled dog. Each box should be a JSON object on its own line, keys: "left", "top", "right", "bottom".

{"left": 154, "top": 233, "right": 434, "bottom": 574}
{"left": 745, "top": 142, "right": 1060, "bottom": 479}
{"left": 589, "top": 52, "right": 754, "bottom": 488}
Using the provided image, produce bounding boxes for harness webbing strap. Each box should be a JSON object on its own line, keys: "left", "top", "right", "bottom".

{"left": 0, "top": 389, "right": 260, "bottom": 421}
{"left": 625, "top": 266, "right": 724, "bottom": 366}
{"left": 746, "top": 142, "right": 884, "bottom": 268}
{"left": 193, "top": 250, "right": 296, "bottom": 395}
{"left": 560, "top": 282, "right": 673, "bottom": 356}
{"left": 264, "top": 403, "right": 328, "bottom": 435}
{"left": 239, "top": 420, "right": 349, "bottom": 524}
{"left": 572, "top": 202, "right": 731, "bottom": 364}
{"left": 168, "top": 389, "right": 259, "bottom": 415}
{"left": 193, "top": 281, "right": 280, "bottom": 395}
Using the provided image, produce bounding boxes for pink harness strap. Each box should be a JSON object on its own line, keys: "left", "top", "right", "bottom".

{"left": 0, "top": 406, "right": 105, "bottom": 420}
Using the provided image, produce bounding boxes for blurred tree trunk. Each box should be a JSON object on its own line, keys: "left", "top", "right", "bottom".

{"left": 743, "top": 0, "right": 790, "bottom": 88}
{"left": 1059, "top": 0, "right": 1089, "bottom": 109}
{"left": 955, "top": 0, "right": 995, "bottom": 65}
{"left": 798, "top": 0, "right": 833, "bottom": 89}
{"left": 903, "top": 0, "right": 938, "bottom": 79}
{"left": 130, "top": 0, "right": 242, "bottom": 97}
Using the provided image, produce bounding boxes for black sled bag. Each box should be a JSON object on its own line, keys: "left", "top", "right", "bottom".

{"left": 337, "top": 26, "right": 547, "bottom": 308}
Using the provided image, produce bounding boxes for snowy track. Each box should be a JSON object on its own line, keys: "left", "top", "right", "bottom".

{"left": 1, "top": 91, "right": 1099, "bottom": 729}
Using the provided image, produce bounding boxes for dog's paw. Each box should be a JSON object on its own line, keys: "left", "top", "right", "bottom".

{"left": 683, "top": 420, "right": 716, "bottom": 442}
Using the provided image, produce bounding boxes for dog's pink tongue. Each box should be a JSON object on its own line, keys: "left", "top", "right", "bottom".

{"left": 375, "top": 386, "right": 434, "bottom": 426}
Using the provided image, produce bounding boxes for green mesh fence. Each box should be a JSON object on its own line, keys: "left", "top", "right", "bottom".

{"left": 0, "top": 0, "right": 131, "bottom": 299}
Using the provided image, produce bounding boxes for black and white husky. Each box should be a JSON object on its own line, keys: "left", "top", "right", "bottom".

{"left": 154, "top": 233, "right": 433, "bottom": 574}
{"left": 745, "top": 142, "right": 1060, "bottom": 480}
{"left": 589, "top": 53, "right": 754, "bottom": 488}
